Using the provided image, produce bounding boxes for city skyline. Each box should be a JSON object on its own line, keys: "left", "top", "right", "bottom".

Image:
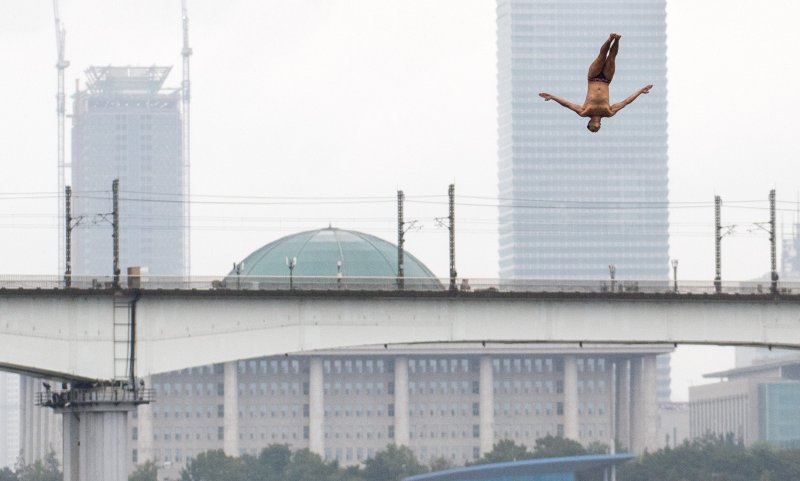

{"left": 1, "top": 0, "right": 799, "bottom": 407}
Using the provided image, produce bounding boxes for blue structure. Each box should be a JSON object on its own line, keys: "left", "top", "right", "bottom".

{"left": 403, "top": 454, "right": 634, "bottom": 481}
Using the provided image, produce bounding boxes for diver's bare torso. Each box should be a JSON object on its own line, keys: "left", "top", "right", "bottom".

{"left": 581, "top": 80, "right": 614, "bottom": 118}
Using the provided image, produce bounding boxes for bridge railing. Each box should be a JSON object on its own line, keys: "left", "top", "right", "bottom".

{"left": 35, "top": 386, "right": 155, "bottom": 408}
{"left": 0, "top": 275, "right": 796, "bottom": 295}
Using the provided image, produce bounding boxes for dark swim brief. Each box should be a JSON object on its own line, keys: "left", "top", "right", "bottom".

{"left": 589, "top": 73, "right": 610, "bottom": 83}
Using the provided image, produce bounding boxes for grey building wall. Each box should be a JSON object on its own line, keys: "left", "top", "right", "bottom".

{"left": 496, "top": 0, "right": 669, "bottom": 280}
{"left": 0, "top": 372, "right": 20, "bottom": 468}
{"left": 135, "top": 346, "right": 666, "bottom": 479}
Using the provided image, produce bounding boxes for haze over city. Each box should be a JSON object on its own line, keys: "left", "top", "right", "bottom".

{"left": 0, "top": 2, "right": 799, "bottom": 470}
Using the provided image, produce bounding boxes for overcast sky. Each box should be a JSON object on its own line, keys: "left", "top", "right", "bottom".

{"left": 1, "top": 0, "right": 799, "bottom": 401}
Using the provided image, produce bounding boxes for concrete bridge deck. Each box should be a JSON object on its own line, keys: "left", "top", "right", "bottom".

{"left": 1, "top": 277, "right": 799, "bottom": 380}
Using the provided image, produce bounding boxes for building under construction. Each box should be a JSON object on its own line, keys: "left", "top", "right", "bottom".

{"left": 71, "top": 66, "right": 186, "bottom": 277}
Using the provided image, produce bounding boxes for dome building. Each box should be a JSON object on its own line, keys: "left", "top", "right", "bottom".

{"left": 224, "top": 227, "right": 440, "bottom": 290}
{"left": 133, "top": 228, "right": 667, "bottom": 479}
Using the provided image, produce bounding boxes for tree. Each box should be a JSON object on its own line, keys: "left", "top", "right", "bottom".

{"left": 531, "top": 435, "right": 587, "bottom": 459}
{"left": 251, "top": 444, "right": 293, "bottom": 481}
{"left": 616, "top": 434, "right": 800, "bottom": 481}
{"left": 16, "top": 451, "right": 61, "bottom": 481}
{"left": 472, "top": 440, "right": 532, "bottom": 465}
{"left": 129, "top": 461, "right": 158, "bottom": 481}
{"left": 363, "top": 444, "right": 426, "bottom": 481}
{"left": 428, "top": 457, "right": 454, "bottom": 472}
{"left": 179, "top": 450, "right": 245, "bottom": 481}
{"left": 584, "top": 442, "right": 610, "bottom": 455}
{"left": 285, "top": 449, "right": 338, "bottom": 481}
{"left": 0, "top": 467, "right": 18, "bottom": 481}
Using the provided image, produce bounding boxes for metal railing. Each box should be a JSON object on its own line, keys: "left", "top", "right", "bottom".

{"left": 1, "top": 275, "right": 798, "bottom": 296}
{"left": 35, "top": 386, "right": 154, "bottom": 408}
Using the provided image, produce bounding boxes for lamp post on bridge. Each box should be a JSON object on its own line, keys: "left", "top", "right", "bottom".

{"left": 286, "top": 256, "right": 297, "bottom": 290}
{"left": 671, "top": 259, "right": 679, "bottom": 293}
{"left": 608, "top": 264, "right": 616, "bottom": 292}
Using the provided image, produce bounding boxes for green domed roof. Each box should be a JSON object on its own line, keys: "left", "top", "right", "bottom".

{"left": 231, "top": 227, "right": 437, "bottom": 280}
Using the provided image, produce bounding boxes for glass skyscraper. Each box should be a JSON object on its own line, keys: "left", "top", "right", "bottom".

{"left": 497, "top": 0, "right": 669, "bottom": 280}
{"left": 71, "top": 66, "right": 185, "bottom": 277}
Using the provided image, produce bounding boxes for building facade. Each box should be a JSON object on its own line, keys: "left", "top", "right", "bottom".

{"left": 71, "top": 66, "right": 185, "bottom": 277}
{"left": 496, "top": 0, "right": 669, "bottom": 280}
{"left": 689, "top": 358, "right": 800, "bottom": 448}
{"left": 136, "top": 348, "right": 665, "bottom": 479}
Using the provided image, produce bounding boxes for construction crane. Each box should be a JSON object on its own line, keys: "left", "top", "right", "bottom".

{"left": 53, "top": 0, "right": 70, "bottom": 281}
{"left": 181, "top": 0, "right": 192, "bottom": 276}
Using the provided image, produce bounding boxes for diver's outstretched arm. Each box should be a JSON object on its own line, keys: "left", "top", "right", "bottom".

{"left": 539, "top": 92, "right": 583, "bottom": 115}
{"left": 610, "top": 84, "right": 653, "bottom": 115}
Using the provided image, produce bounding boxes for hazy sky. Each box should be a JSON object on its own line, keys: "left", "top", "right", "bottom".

{"left": 1, "top": 0, "right": 799, "bottom": 401}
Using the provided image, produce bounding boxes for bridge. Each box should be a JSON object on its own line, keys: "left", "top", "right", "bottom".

{"left": 4, "top": 275, "right": 800, "bottom": 481}
{"left": 2, "top": 276, "right": 799, "bottom": 380}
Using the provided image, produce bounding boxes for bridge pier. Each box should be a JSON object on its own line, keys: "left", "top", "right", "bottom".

{"left": 563, "top": 356, "right": 579, "bottom": 440}
{"left": 479, "top": 355, "right": 494, "bottom": 454}
{"left": 223, "top": 361, "right": 240, "bottom": 456}
{"left": 394, "top": 356, "right": 410, "bottom": 446}
{"left": 37, "top": 384, "right": 152, "bottom": 481}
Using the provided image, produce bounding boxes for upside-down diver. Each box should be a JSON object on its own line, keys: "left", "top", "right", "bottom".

{"left": 538, "top": 33, "right": 653, "bottom": 132}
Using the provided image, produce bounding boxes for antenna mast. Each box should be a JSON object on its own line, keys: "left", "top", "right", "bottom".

{"left": 53, "top": 0, "right": 70, "bottom": 280}
{"left": 181, "top": 0, "right": 193, "bottom": 276}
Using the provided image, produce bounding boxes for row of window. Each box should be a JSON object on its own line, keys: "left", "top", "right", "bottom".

{"left": 493, "top": 379, "right": 608, "bottom": 395}
{"left": 240, "top": 359, "right": 304, "bottom": 376}
{"left": 156, "top": 376, "right": 607, "bottom": 400}
{"left": 324, "top": 359, "right": 390, "bottom": 375}
{"left": 324, "top": 404, "right": 392, "bottom": 418}
{"left": 324, "top": 427, "right": 390, "bottom": 441}
{"left": 159, "top": 356, "right": 611, "bottom": 381}
{"left": 324, "top": 381, "right": 390, "bottom": 396}
{"left": 493, "top": 401, "right": 607, "bottom": 417}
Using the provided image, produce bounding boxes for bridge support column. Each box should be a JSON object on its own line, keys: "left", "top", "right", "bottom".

{"left": 614, "top": 359, "right": 630, "bottom": 450}
{"left": 223, "top": 361, "right": 239, "bottom": 457}
{"left": 479, "top": 355, "right": 494, "bottom": 454}
{"left": 563, "top": 356, "right": 579, "bottom": 440}
{"left": 37, "top": 384, "right": 151, "bottom": 481}
{"left": 629, "top": 357, "right": 643, "bottom": 452}
{"left": 308, "top": 357, "right": 324, "bottom": 456}
{"left": 394, "top": 356, "right": 409, "bottom": 446}
{"left": 641, "top": 355, "right": 659, "bottom": 451}
{"left": 629, "top": 355, "right": 659, "bottom": 453}
{"left": 60, "top": 406, "right": 132, "bottom": 481}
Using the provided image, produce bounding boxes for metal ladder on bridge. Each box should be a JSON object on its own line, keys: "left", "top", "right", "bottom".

{"left": 113, "top": 298, "right": 133, "bottom": 381}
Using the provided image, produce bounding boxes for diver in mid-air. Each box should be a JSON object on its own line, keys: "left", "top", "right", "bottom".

{"left": 538, "top": 33, "right": 653, "bottom": 132}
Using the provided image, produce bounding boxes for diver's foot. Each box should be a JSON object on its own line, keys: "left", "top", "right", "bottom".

{"left": 610, "top": 33, "right": 621, "bottom": 40}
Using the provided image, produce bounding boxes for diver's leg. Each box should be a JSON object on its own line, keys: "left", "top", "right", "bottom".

{"left": 602, "top": 34, "right": 621, "bottom": 81}
{"left": 587, "top": 34, "right": 615, "bottom": 78}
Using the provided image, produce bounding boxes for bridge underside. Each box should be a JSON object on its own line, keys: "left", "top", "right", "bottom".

{"left": 1, "top": 290, "right": 799, "bottom": 379}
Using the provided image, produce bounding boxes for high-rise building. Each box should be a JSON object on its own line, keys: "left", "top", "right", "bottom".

{"left": 20, "top": 65, "right": 187, "bottom": 470}
{"left": 496, "top": 0, "right": 669, "bottom": 280}
{"left": 71, "top": 66, "right": 185, "bottom": 277}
